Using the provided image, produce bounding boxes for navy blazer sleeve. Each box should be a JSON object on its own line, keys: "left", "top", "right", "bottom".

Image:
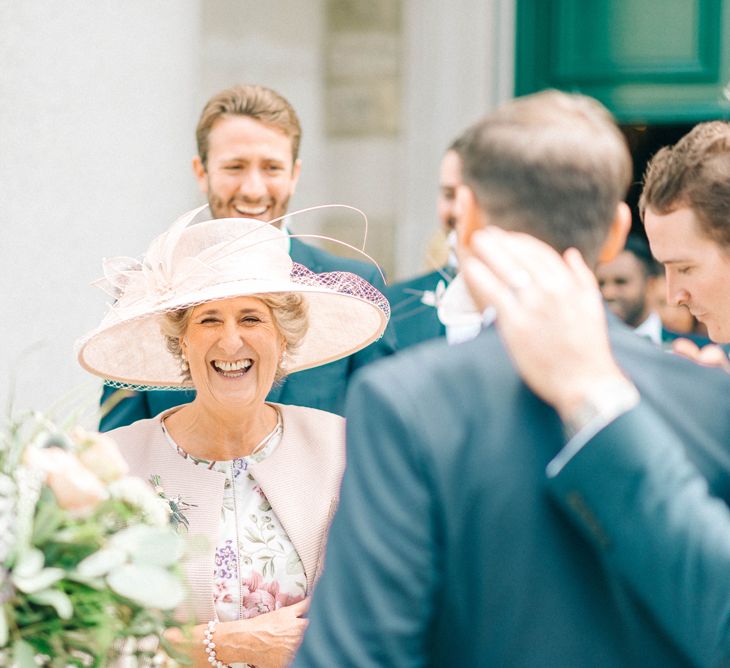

{"left": 293, "top": 363, "right": 439, "bottom": 667}
{"left": 547, "top": 402, "right": 730, "bottom": 668}
{"left": 99, "top": 385, "right": 151, "bottom": 431}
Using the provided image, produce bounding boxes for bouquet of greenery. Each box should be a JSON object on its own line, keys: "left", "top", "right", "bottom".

{"left": 0, "top": 411, "right": 189, "bottom": 667}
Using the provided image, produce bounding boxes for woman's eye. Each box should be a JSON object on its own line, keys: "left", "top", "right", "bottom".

{"left": 242, "top": 316, "right": 261, "bottom": 324}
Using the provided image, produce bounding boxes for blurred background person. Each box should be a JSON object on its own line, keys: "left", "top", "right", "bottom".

{"left": 596, "top": 234, "right": 663, "bottom": 343}
{"left": 386, "top": 139, "right": 463, "bottom": 349}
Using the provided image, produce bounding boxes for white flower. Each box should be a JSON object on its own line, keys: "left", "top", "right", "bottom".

{"left": 71, "top": 427, "right": 130, "bottom": 483}
{"left": 23, "top": 447, "right": 107, "bottom": 513}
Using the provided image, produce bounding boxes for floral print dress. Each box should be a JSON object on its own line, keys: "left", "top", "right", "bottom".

{"left": 161, "top": 415, "right": 307, "bottom": 626}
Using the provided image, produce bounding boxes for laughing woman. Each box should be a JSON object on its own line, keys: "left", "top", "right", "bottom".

{"left": 76, "top": 210, "right": 389, "bottom": 668}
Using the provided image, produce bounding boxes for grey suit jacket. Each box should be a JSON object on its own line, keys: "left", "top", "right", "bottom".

{"left": 548, "top": 403, "right": 730, "bottom": 668}
{"left": 294, "top": 315, "right": 730, "bottom": 667}
{"left": 109, "top": 403, "right": 345, "bottom": 623}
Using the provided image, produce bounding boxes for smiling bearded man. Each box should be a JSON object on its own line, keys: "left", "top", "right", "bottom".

{"left": 98, "top": 84, "right": 397, "bottom": 430}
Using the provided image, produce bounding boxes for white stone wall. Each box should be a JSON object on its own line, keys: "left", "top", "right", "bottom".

{"left": 0, "top": 0, "right": 514, "bottom": 418}
{"left": 0, "top": 1, "right": 201, "bottom": 416}
{"left": 399, "top": 0, "right": 515, "bottom": 277}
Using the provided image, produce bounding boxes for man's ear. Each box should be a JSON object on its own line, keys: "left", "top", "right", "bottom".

{"left": 192, "top": 155, "right": 208, "bottom": 194}
{"left": 598, "top": 202, "right": 631, "bottom": 264}
{"left": 455, "top": 185, "right": 487, "bottom": 250}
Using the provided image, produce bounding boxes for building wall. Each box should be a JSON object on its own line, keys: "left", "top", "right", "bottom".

{"left": 0, "top": 0, "right": 514, "bottom": 416}
{"left": 0, "top": 1, "right": 201, "bottom": 416}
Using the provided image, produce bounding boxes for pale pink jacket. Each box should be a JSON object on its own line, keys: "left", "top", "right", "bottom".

{"left": 107, "top": 403, "right": 345, "bottom": 623}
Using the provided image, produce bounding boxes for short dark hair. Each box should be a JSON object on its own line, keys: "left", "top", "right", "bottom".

{"left": 623, "top": 234, "right": 660, "bottom": 277}
{"left": 196, "top": 84, "right": 302, "bottom": 167}
{"left": 639, "top": 121, "right": 730, "bottom": 249}
{"left": 458, "top": 90, "right": 632, "bottom": 265}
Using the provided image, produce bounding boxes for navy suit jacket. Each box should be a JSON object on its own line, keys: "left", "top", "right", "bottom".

{"left": 294, "top": 315, "right": 730, "bottom": 667}
{"left": 548, "top": 402, "right": 730, "bottom": 667}
{"left": 385, "top": 267, "right": 452, "bottom": 350}
{"left": 99, "top": 237, "right": 397, "bottom": 430}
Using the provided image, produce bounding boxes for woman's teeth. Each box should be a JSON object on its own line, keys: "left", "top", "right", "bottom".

{"left": 213, "top": 359, "right": 253, "bottom": 372}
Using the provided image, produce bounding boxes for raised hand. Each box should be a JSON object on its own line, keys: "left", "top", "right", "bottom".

{"left": 462, "top": 227, "right": 630, "bottom": 423}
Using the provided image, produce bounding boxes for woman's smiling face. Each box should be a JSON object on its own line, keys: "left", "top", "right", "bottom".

{"left": 181, "top": 295, "right": 284, "bottom": 408}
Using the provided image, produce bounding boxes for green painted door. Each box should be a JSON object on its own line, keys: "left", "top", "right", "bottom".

{"left": 516, "top": 0, "right": 730, "bottom": 122}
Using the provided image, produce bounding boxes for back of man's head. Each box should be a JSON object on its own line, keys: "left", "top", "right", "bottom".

{"left": 640, "top": 120, "right": 730, "bottom": 249}
{"left": 459, "top": 90, "right": 632, "bottom": 265}
{"left": 196, "top": 84, "right": 302, "bottom": 167}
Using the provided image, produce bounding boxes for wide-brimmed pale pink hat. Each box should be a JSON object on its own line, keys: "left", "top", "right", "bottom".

{"left": 76, "top": 207, "right": 390, "bottom": 389}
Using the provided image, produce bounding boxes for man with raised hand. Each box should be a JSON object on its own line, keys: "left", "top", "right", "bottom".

{"left": 463, "top": 121, "right": 730, "bottom": 667}
{"left": 294, "top": 93, "right": 730, "bottom": 667}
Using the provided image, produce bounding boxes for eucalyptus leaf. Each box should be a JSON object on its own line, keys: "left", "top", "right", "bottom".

{"left": 12, "top": 639, "right": 36, "bottom": 668}
{"left": 0, "top": 607, "right": 7, "bottom": 646}
{"left": 76, "top": 547, "right": 127, "bottom": 578}
{"left": 64, "top": 571, "right": 105, "bottom": 589}
{"left": 110, "top": 525, "right": 184, "bottom": 566}
{"left": 12, "top": 547, "right": 44, "bottom": 578}
{"left": 107, "top": 563, "right": 185, "bottom": 610}
{"left": 28, "top": 589, "right": 73, "bottom": 619}
{"left": 13, "top": 566, "right": 65, "bottom": 594}
{"left": 31, "top": 493, "right": 63, "bottom": 544}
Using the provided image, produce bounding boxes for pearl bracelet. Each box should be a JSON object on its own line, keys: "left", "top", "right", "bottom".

{"left": 204, "top": 619, "right": 231, "bottom": 668}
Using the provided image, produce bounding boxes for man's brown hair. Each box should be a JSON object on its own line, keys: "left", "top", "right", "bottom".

{"left": 640, "top": 121, "right": 730, "bottom": 248}
{"left": 196, "top": 84, "right": 302, "bottom": 167}
{"left": 458, "top": 90, "right": 632, "bottom": 265}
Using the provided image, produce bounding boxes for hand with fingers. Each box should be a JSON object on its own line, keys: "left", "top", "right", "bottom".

{"left": 670, "top": 337, "right": 730, "bottom": 372}
{"left": 462, "top": 227, "right": 636, "bottom": 427}
{"left": 173, "top": 598, "right": 310, "bottom": 668}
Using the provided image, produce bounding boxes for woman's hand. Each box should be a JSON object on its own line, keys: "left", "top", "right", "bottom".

{"left": 170, "top": 598, "right": 310, "bottom": 668}
{"left": 461, "top": 227, "right": 630, "bottom": 423}
{"left": 218, "top": 598, "right": 310, "bottom": 668}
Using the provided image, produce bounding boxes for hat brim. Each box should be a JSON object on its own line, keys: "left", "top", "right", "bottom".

{"left": 77, "top": 277, "right": 388, "bottom": 389}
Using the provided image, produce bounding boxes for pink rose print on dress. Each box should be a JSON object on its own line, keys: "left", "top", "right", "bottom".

{"left": 213, "top": 580, "right": 234, "bottom": 605}
{"left": 241, "top": 571, "right": 305, "bottom": 619}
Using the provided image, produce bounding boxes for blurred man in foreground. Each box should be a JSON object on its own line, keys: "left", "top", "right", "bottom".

{"left": 294, "top": 93, "right": 730, "bottom": 667}
{"left": 462, "top": 120, "right": 730, "bottom": 667}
